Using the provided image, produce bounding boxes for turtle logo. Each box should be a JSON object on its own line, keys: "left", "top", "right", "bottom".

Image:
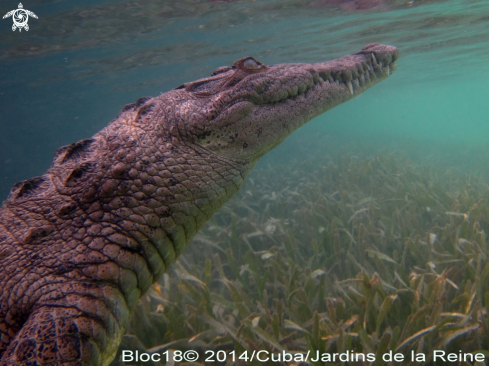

{"left": 3, "top": 3, "right": 38, "bottom": 32}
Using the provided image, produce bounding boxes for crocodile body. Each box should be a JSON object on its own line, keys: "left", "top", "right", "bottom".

{"left": 0, "top": 44, "right": 398, "bottom": 365}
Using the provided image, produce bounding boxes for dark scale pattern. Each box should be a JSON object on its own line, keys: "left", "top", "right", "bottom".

{"left": 0, "top": 44, "right": 398, "bottom": 365}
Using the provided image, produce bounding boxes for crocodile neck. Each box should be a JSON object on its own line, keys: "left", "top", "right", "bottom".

{"left": 0, "top": 116, "right": 253, "bottom": 365}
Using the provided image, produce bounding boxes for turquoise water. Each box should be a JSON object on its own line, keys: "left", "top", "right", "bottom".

{"left": 4, "top": 1, "right": 489, "bottom": 363}
{"left": 1, "top": 0, "right": 489, "bottom": 196}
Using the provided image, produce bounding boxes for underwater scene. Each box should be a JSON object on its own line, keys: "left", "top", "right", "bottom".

{"left": 2, "top": 0, "right": 489, "bottom": 365}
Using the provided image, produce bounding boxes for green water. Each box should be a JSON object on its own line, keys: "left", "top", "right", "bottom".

{"left": 4, "top": 1, "right": 489, "bottom": 363}
{"left": 1, "top": 0, "right": 489, "bottom": 198}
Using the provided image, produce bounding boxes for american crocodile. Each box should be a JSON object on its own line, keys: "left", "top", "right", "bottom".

{"left": 0, "top": 43, "right": 398, "bottom": 365}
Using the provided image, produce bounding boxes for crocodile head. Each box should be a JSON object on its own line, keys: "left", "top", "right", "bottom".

{"left": 172, "top": 43, "right": 399, "bottom": 161}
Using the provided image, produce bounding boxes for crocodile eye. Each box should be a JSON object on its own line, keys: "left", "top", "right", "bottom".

{"left": 243, "top": 58, "right": 259, "bottom": 69}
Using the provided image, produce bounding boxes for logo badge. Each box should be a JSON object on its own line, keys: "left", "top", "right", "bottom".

{"left": 3, "top": 3, "right": 38, "bottom": 32}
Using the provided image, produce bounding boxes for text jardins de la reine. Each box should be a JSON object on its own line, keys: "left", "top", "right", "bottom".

{"left": 122, "top": 349, "right": 486, "bottom": 363}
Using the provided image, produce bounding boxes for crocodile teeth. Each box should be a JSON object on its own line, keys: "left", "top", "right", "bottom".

{"left": 347, "top": 81, "right": 354, "bottom": 95}
{"left": 371, "top": 53, "right": 378, "bottom": 66}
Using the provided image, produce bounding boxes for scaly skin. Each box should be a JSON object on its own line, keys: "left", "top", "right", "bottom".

{"left": 0, "top": 43, "right": 398, "bottom": 365}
